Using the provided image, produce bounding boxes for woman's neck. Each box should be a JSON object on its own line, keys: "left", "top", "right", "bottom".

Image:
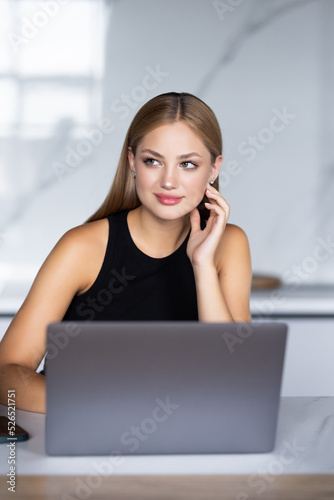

{"left": 127, "top": 205, "right": 191, "bottom": 258}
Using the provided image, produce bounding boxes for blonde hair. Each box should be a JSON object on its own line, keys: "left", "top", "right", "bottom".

{"left": 86, "top": 92, "right": 222, "bottom": 223}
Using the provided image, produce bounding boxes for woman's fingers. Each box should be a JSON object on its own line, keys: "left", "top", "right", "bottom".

{"left": 189, "top": 207, "right": 201, "bottom": 232}
{"left": 204, "top": 202, "right": 225, "bottom": 221}
{"left": 205, "top": 187, "right": 230, "bottom": 219}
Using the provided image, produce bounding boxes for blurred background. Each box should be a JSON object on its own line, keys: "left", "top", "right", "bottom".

{"left": 0, "top": 0, "right": 333, "bottom": 316}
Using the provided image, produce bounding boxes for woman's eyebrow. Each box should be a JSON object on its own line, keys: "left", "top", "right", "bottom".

{"left": 140, "top": 148, "right": 164, "bottom": 158}
{"left": 140, "top": 148, "right": 202, "bottom": 160}
{"left": 177, "top": 152, "right": 202, "bottom": 160}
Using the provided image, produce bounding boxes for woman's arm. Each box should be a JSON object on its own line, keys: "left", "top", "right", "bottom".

{"left": 187, "top": 183, "right": 252, "bottom": 322}
{"left": 0, "top": 221, "right": 106, "bottom": 413}
{"left": 193, "top": 224, "right": 252, "bottom": 322}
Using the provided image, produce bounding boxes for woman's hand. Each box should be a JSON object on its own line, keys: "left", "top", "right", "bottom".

{"left": 186, "top": 183, "right": 230, "bottom": 268}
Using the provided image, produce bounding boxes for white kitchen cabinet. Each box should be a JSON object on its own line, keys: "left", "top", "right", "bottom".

{"left": 248, "top": 317, "right": 334, "bottom": 397}
{"left": 1, "top": 316, "right": 334, "bottom": 396}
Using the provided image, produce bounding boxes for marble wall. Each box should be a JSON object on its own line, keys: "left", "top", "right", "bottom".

{"left": 0, "top": 0, "right": 333, "bottom": 310}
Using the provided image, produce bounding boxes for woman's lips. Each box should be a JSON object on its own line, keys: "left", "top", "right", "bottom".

{"left": 154, "top": 194, "right": 183, "bottom": 205}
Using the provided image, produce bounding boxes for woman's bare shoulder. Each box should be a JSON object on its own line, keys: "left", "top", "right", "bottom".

{"left": 216, "top": 223, "right": 251, "bottom": 270}
{"left": 61, "top": 217, "right": 109, "bottom": 251}
{"left": 58, "top": 218, "right": 110, "bottom": 294}
{"left": 222, "top": 222, "right": 248, "bottom": 241}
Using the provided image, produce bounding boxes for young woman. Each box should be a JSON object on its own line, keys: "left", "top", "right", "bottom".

{"left": 0, "top": 92, "right": 252, "bottom": 413}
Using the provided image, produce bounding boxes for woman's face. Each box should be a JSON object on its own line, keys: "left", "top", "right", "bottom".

{"left": 128, "top": 121, "right": 222, "bottom": 220}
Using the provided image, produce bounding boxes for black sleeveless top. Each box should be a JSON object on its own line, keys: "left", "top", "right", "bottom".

{"left": 62, "top": 209, "right": 206, "bottom": 322}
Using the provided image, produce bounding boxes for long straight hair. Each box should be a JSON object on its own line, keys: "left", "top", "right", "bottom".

{"left": 86, "top": 92, "right": 222, "bottom": 223}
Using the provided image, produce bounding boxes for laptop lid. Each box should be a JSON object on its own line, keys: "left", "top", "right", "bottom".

{"left": 45, "top": 321, "right": 287, "bottom": 456}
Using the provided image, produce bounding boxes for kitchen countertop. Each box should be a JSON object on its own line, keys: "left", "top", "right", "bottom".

{"left": 0, "top": 283, "right": 333, "bottom": 317}
{"left": 250, "top": 283, "right": 334, "bottom": 316}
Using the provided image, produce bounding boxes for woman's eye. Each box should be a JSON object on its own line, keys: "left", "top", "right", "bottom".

{"left": 143, "top": 157, "right": 159, "bottom": 166}
{"left": 142, "top": 158, "right": 198, "bottom": 169}
{"left": 180, "top": 161, "right": 198, "bottom": 169}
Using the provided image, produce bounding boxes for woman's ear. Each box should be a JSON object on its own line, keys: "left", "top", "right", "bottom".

{"left": 208, "top": 155, "right": 222, "bottom": 184}
{"left": 128, "top": 147, "right": 135, "bottom": 173}
{"left": 212, "top": 155, "right": 223, "bottom": 178}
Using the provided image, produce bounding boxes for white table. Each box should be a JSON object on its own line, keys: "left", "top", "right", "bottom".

{"left": 1, "top": 398, "right": 334, "bottom": 499}
{"left": 1, "top": 397, "right": 334, "bottom": 476}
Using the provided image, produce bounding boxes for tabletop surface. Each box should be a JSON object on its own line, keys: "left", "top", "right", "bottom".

{"left": 1, "top": 474, "right": 334, "bottom": 500}
{"left": 1, "top": 397, "right": 334, "bottom": 476}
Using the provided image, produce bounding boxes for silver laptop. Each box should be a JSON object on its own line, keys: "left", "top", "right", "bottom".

{"left": 45, "top": 321, "right": 287, "bottom": 456}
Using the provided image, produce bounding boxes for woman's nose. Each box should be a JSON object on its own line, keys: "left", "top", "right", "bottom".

{"left": 160, "top": 168, "right": 179, "bottom": 190}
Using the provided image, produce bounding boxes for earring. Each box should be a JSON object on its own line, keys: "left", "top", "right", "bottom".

{"left": 132, "top": 172, "right": 136, "bottom": 178}
{"left": 209, "top": 179, "right": 214, "bottom": 185}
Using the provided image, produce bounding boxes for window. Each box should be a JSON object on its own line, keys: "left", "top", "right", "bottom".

{"left": 0, "top": 0, "right": 107, "bottom": 305}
